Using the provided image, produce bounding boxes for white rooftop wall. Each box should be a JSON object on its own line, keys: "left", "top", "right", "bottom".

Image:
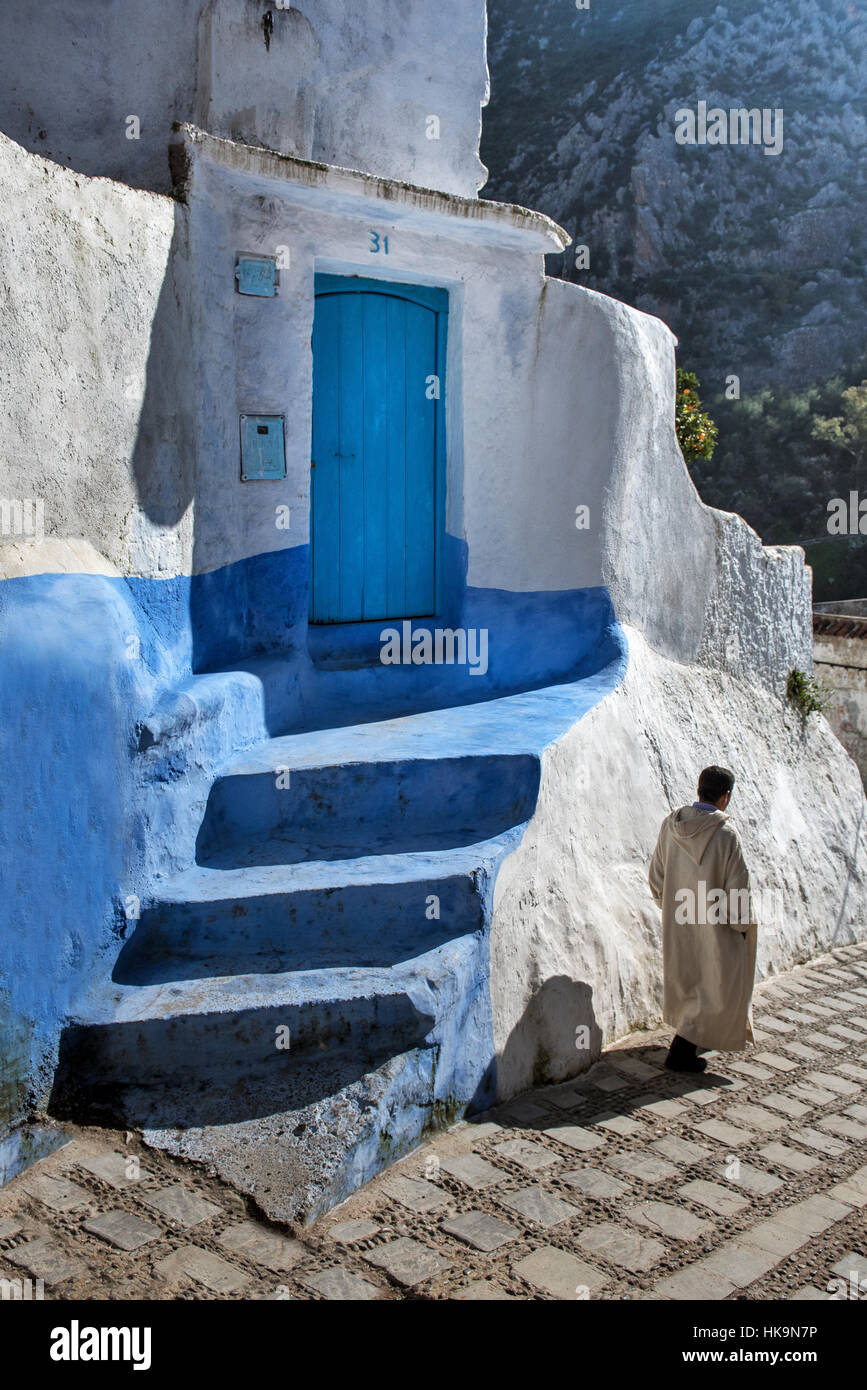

{"left": 0, "top": 0, "right": 489, "bottom": 197}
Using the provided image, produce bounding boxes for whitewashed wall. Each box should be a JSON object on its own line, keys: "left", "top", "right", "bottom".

{"left": 0, "top": 0, "right": 489, "bottom": 197}
{"left": 490, "top": 625, "right": 867, "bottom": 1097}
{"left": 1, "top": 125, "right": 814, "bottom": 696}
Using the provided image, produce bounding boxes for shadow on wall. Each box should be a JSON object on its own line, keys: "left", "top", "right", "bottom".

{"left": 124, "top": 187, "right": 313, "bottom": 700}
{"left": 498, "top": 976, "right": 606, "bottom": 1093}
{"left": 126, "top": 194, "right": 302, "bottom": 684}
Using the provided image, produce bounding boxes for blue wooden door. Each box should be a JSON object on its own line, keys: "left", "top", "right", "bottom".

{"left": 310, "top": 275, "right": 447, "bottom": 623}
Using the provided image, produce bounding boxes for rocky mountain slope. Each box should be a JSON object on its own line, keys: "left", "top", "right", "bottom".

{"left": 481, "top": 0, "right": 867, "bottom": 597}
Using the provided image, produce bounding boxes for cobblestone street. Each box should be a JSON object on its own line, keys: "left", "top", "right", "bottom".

{"left": 2, "top": 942, "right": 866, "bottom": 1301}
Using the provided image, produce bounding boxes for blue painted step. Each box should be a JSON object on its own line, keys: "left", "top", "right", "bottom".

{"left": 196, "top": 746, "right": 539, "bottom": 866}
{"left": 50, "top": 964, "right": 441, "bottom": 1128}
{"left": 50, "top": 645, "right": 629, "bottom": 1216}
{"left": 112, "top": 846, "right": 499, "bottom": 984}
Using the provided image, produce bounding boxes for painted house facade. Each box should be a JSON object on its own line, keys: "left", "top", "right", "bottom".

{"left": 2, "top": 2, "right": 866, "bottom": 1220}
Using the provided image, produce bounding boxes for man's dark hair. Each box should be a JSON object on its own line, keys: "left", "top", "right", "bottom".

{"left": 698, "top": 765, "right": 735, "bottom": 804}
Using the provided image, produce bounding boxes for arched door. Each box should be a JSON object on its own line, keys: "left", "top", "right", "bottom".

{"left": 310, "top": 274, "right": 447, "bottom": 623}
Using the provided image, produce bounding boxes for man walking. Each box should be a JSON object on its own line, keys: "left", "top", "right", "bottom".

{"left": 649, "top": 766, "right": 757, "bottom": 1072}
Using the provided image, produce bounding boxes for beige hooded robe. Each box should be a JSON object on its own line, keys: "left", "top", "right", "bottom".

{"left": 649, "top": 805, "right": 757, "bottom": 1052}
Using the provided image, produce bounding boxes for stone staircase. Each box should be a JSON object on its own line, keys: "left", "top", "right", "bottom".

{"left": 51, "top": 622, "right": 627, "bottom": 1222}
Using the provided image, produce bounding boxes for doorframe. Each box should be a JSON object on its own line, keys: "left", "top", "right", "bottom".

{"left": 311, "top": 272, "right": 449, "bottom": 621}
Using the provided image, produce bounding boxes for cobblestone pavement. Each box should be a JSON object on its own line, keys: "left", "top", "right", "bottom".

{"left": 2, "top": 943, "right": 866, "bottom": 1301}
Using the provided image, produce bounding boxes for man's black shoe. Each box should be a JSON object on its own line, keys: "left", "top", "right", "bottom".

{"left": 664, "top": 1052, "right": 707, "bottom": 1072}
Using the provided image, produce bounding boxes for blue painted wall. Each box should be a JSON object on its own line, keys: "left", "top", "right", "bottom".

{"left": 0, "top": 536, "right": 625, "bottom": 1148}
{"left": 0, "top": 575, "right": 155, "bottom": 1135}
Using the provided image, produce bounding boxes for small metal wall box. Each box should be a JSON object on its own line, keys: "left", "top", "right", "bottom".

{"left": 240, "top": 415, "right": 286, "bottom": 480}
{"left": 235, "top": 255, "right": 278, "bottom": 296}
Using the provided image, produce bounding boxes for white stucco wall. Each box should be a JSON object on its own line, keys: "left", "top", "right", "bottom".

{"left": 179, "top": 130, "right": 564, "bottom": 580}
{"left": 4, "top": 128, "right": 864, "bottom": 1119}
{"left": 490, "top": 624, "right": 867, "bottom": 1097}
{"left": 0, "top": 133, "right": 193, "bottom": 581}
{"left": 2, "top": 125, "right": 814, "bottom": 702}
{"left": 178, "top": 132, "right": 812, "bottom": 690}
{"left": 0, "top": 0, "right": 489, "bottom": 198}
